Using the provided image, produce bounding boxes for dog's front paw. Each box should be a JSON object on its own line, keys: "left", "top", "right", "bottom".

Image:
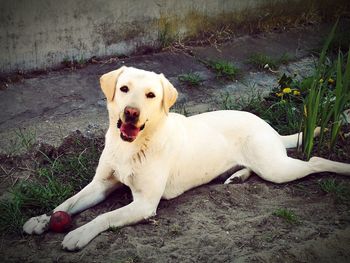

{"left": 61, "top": 223, "right": 100, "bottom": 251}
{"left": 23, "top": 214, "right": 50, "bottom": 234}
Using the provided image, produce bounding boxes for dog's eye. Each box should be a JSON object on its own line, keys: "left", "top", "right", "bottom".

{"left": 146, "top": 92, "right": 156, "bottom": 99}
{"left": 120, "top": 86, "right": 129, "bottom": 93}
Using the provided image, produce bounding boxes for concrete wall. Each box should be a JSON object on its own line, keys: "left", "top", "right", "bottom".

{"left": 0, "top": 0, "right": 348, "bottom": 73}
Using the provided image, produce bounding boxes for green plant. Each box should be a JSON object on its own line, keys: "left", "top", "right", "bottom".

{"left": 319, "top": 178, "right": 350, "bottom": 200}
{"left": 247, "top": 52, "right": 291, "bottom": 70}
{"left": 108, "top": 226, "right": 121, "bottom": 233}
{"left": 77, "top": 54, "right": 86, "bottom": 65}
{"left": 9, "top": 128, "right": 37, "bottom": 154}
{"left": 178, "top": 72, "right": 203, "bottom": 86}
{"left": 302, "top": 21, "right": 350, "bottom": 158}
{"left": 273, "top": 208, "right": 299, "bottom": 224}
{"left": 205, "top": 60, "right": 239, "bottom": 80}
{"left": 168, "top": 224, "right": 182, "bottom": 236}
{"left": 158, "top": 21, "right": 174, "bottom": 48}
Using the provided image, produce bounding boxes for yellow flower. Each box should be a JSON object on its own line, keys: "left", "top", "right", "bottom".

{"left": 293, "top": 90, "right": 301, "bottom": 96}
{"left": 276, "top": 92, "right": 283, "bottom": 97}
{"left": 328, "top": 78, "right": 335, "bottom": 84}
{"left": 282, "top": 87, "right": 292, "bottom": 94}
{"left": 319, "top": 78, "right": 324, "bottom": 83}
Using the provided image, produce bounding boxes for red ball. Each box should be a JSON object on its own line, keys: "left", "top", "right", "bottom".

{"left": 49, "top": 211, "right": 72, "bottom": 233}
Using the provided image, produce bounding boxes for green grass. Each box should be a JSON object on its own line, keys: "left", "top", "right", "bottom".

{"left": 273, "top": 208, "right": 299, "bottom": 224}
{"left": 108, "top": 226, "right": 121, "bottom": 233}
{"left": 319, "top": 178, "right": 350, "bottom": 201}
{"left": 158, "top": 21, "right": 174, "bottom": 48}
{"left": 302, "top": 21, "right": 350, "bottom": 159}
{"left": 205, "top": 59, "right": 239, "bottom": 80}
{"left": 0, "top": 135, "right": 102, "bottom": 234}
{"left": 168, "top": 224, "right": 182, "bottom": 236}
{"left": 8, "top": 128, "right": 37, "bottom": 155}
{"left": 247, "top": 52, "right": 291, "bottom": 70}
{"left": 178, "top": 72, "right": 203, "bottom": 86}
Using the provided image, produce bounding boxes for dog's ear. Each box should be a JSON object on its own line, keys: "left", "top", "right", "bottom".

{"left": 100, "top": 66, "right": 126, "bottom": 102}
{"left": 160, "top": 74, "right": 178, "bottom": 114}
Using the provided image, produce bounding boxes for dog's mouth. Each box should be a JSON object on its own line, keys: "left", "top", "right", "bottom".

{"left": 117, "top": 119, "right": 145, "bottom": 142}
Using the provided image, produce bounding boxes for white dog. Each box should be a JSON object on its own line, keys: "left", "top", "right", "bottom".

{"left": 23, "top": 66, "right": 350, "bottom": 251}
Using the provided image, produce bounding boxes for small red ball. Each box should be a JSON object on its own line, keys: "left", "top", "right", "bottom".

{"left": 49, "top": 211, "right": 72, "bottom": 233}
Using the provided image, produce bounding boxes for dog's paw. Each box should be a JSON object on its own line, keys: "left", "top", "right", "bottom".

{"left": 61, "top": 223, "right": 101, "bottom": 251}
{"left": 23, "top": 214, "right": 50, "bottom": 235}
{"left": 224, "top": 168, "right": 251, "bottom": 184}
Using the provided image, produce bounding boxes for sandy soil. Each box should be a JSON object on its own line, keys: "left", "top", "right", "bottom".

{"left": 0, "top": 143, "right": 349, "bottom": 262}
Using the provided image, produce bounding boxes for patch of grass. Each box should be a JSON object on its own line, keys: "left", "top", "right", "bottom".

{"left": 205, "top": 59, "right": 239, "bottom": 80}
{"left": 0, "top": 199, "right": 25, "bottom": 234}
{"left": 178, "top": 72, "right": 203, "bottom": 86}
{"left": 247, "top": 52, "right": 292, "bottom": 70}
{"left": 273, "top": 208, "right": 299, "bottom": 224}
{"left": 168, "top": 224, "right": 182, "bottom": 236}
{"left": 114, "top": 255, "right": 141, "bottom": 263}
{"left": 0, "top": 133, "right": 103, "bottom": 234}
{"left": 158, "top": 21, "right": 174, "bottom": 49}
{"left": 108, "top": 226, "right": 121, "bottom": 233}
{"left": 8, "top": 128, "right": 37, "bottom": 155}
{"left": 319, "top": 178, "right": 350, "bottom": 201}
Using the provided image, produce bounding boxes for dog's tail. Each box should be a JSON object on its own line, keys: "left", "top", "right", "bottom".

{"left": 280, "top": 127, "right": 321, "bottom": 149}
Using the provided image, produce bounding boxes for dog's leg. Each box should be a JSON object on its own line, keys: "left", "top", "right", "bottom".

{"left": 224, "top": 168, "right": 251, "bottom": 184}
{"left": 61, "top": 167, "right": 167, "bottom": 251}
{"left": 23, "top": 159, "right": 117, "bottom": 235}
{"left": 255, "top": 156, "right": 350, "bottom": 184}
{"left": 61, "top": 197, "right": 158, "bottom": 251}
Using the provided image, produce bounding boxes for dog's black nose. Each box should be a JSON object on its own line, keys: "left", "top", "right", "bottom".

{"left": 124, "top": 106, "right": 140, "bottom": 122}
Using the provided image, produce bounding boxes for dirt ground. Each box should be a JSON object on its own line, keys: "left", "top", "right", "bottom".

{"left": 0, "top": 159, "right": 349, "bottom": 263}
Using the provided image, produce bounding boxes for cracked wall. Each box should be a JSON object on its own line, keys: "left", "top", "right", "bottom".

{"left": 0, "top": 0, "right": 348, "bottom": 73}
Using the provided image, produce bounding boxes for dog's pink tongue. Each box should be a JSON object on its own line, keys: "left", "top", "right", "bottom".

{"left": 120, "top": 123, "right": 140, "bottom": 138}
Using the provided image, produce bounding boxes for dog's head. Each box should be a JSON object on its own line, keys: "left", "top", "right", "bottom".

{"left": 100, "top": 66, "right": 178, "bottom": 142}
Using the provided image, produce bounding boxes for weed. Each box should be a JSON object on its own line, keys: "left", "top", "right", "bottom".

{"left": 178, "top": 72, "right": 203, "bottom": 86}
{"left": 77, "top": 55, "right": 86, "bottom": 65}
{"left": 205, "top": 60, "right": 239, "bottom": 80}
{"left": 168, "top": 224, "right": 182, "bottom": 236}
{"left": 108, "top": 226, "right": 121, "bottom": 233}
{"left": 319, "top": 178, "right": 350, "bottom": 200}
{"left": 8, "top": 128, "right": 37, "bottom": 154}
{"left": 0, "top": 199, "right": 25, "bottom": 234}
{"left": 114, "top": 255, "right": 141, "bottom": 263}
{"left": 247, "top": 52, "right": 291, "bottom": 70}
{"left": 158, "top": 21, "right": 174, "bottom": 48}
{"left": 273, "top": 208, "right": 299, "bottom": 224}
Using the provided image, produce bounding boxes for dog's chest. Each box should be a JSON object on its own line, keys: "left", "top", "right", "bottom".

{"left": 106, "top": 145, "right": 146, "bottom": 187}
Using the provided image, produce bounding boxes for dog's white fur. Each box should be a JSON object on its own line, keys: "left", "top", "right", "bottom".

{"left": 23, "top": 66, "right": 350, "bottom": 251}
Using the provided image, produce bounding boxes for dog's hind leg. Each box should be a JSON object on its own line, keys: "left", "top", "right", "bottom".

{"left": 253, "top": 156, "right": 350, "bottom": 184}
{"left": 244, "top": 131, "right": 350, "bottom": 184}
{"left": 224, "top": 168, "right": 251, "bottom": 184}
